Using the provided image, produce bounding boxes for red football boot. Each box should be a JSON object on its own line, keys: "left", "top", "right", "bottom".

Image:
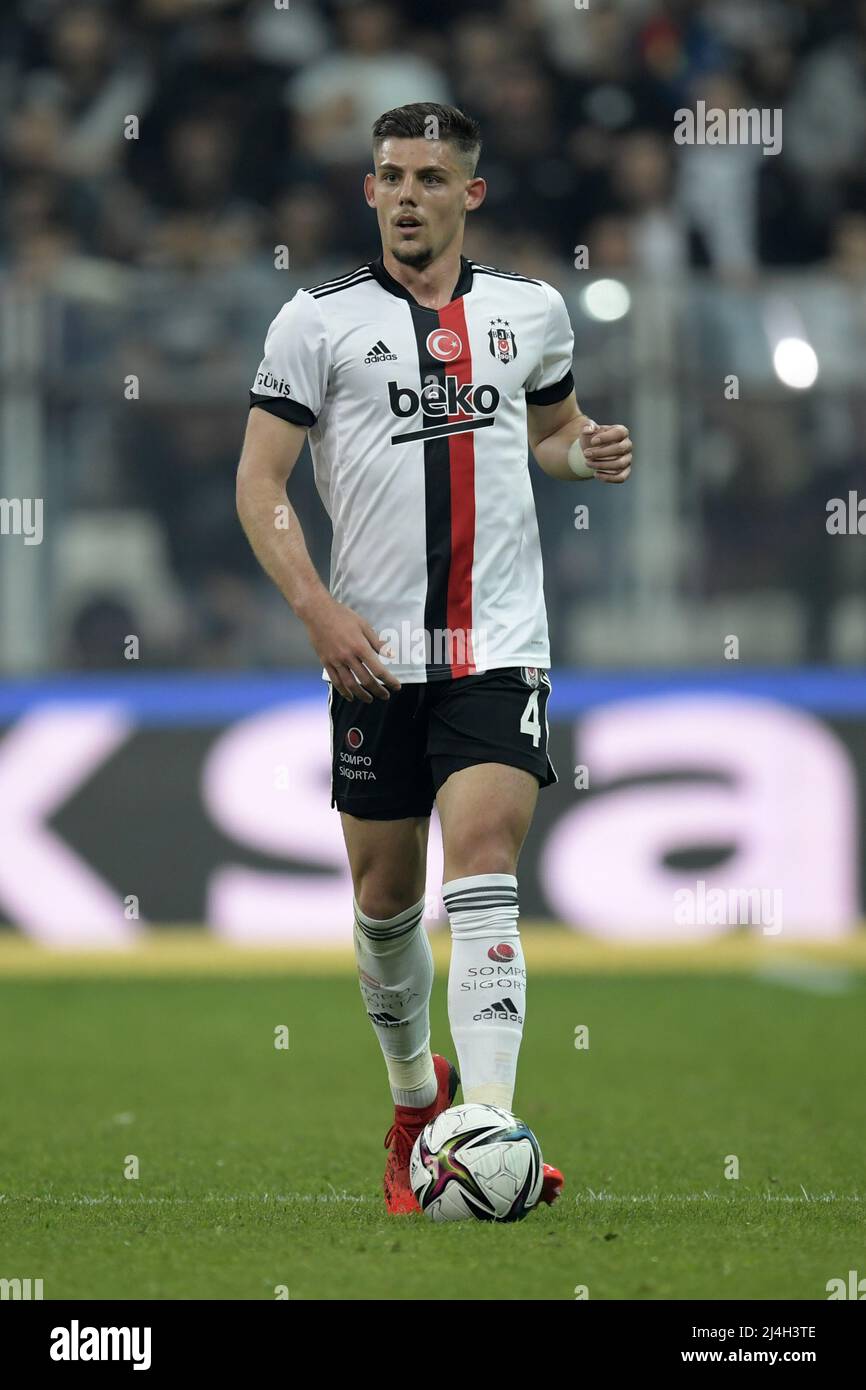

{"left": 539, "top": 1162, "right": 564, "bottom": 1205}
{"left": 383, "top": 1054, "right": 460, "bottom": 1214}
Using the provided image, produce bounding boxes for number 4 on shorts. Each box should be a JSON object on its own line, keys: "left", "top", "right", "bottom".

{"left": 520, "top": 689, "right": 541, "bottom": 747}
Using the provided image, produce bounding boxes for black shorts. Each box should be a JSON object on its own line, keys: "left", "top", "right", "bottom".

{"left": 329, "top": 666, "right": 558, "bottom": 820}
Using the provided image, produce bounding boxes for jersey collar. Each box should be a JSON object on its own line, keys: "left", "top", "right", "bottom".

{"left": 367, "top": 254, "right": 474, "bottom": 307}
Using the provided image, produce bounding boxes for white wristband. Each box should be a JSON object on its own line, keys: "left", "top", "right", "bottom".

{"left": 567, "top": 428, "right": 597, "bottom": 479}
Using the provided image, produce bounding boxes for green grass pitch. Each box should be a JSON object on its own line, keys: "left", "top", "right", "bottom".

{"left": 1, "top": 963, "right": 864, "bottom": 1300}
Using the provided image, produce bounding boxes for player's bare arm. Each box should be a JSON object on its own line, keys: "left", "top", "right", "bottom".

{"left": 528, "top": 391, "right": 633, "bottom": 484}
{"left": 236, "top": 408, "right": 399, "bottom": 704}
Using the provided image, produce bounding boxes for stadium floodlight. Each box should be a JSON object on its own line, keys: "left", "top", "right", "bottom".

{"left": 772, "top": 335, "right": 819, "bottom": 390}
{"left": 579, "top": 277, "right": 631, "bottom": 322}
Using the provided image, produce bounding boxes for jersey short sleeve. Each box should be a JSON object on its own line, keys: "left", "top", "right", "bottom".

{"left": 249, "top": 289, "right": 329, "bottom": 427}
{"left": 523, "top": 282, "right": 575, "bottom": 406}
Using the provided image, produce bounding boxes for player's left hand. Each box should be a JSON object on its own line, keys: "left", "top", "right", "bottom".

{"left": 579, "top": 421, "right": 632, "bottom": 483}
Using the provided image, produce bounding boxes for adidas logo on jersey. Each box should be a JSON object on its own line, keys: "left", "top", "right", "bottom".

{"left": 364, "top": 340, "right": 397, "bottom": 364}
{"left": 472, "top": 997, "right": 523, "bottom": 1023}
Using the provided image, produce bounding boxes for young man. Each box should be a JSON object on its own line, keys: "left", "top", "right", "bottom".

{"left": 237, "top": 102, "right": 633, "bottom": 1214}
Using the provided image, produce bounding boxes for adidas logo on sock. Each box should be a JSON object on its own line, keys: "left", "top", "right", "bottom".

{"left": 472, "top": 997, "right": 523, "bottom": 1024}
{"left": 364, "top": 340, "right": 397, "bottom": 364}
{"left": 367, "top": 1009, "right": 403, "bottom": 1027}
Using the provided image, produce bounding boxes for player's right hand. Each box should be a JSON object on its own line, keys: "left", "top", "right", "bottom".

{"left": 303, "top": 597, "right": 401, "bottom": 702}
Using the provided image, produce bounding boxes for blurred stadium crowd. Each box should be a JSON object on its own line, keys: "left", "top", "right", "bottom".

{"left": 1, "top": 0, "right": 865, "bottom": 670}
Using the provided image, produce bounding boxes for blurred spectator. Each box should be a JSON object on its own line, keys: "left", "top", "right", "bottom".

{"left": 4, "top": 4, "right": 151, "bottom": 180}
{"left": 785, "top": 0, "right": 866, "bottom": 184}
{"left": 66, "top": 594, "right": 142, "bottom": 670}
{"left": 265, "top": 184, "right": 345, "bottom": 277}
{"left": 676, "top": 72, "right": 764, "bottom": 276}
{"left": 609, "top": 130, "right": 687, "bottom": 273}
{"left": 287, "top": 2, "right": 450, "bottom": 168}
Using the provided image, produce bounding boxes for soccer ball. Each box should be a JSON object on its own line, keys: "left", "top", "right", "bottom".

{"left": 410, "top": 1102, "right": 544, "bottom": 1222}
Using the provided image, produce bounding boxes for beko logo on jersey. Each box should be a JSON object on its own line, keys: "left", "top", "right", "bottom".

{"left": 388, "top": 377, "right": 500, "bottom": 445}
{"left": 255, "top": 369, "right": 292, "bottom": 397}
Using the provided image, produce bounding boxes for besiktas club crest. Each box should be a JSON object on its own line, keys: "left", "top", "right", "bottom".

{"left": 489, "top": 318, "right": 517, "bottom": 364}
{"left": 520, "top": 667, "right": 540, "bottom": 688}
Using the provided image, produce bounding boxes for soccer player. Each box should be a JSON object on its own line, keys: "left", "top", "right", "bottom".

{"left": 237, "top": 102, "right": 633, "bottom": 1214}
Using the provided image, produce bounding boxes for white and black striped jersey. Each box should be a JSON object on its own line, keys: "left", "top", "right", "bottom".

{"left": 249, "top": 255, "right": 575, "bottom": 684}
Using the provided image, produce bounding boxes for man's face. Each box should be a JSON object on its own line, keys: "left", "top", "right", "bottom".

{"left": 364, "top": 137, "right": 485, "bottom": 268}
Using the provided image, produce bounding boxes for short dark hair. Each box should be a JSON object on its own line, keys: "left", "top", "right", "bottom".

{"left": 372, "top": 102, "right": 482, "bottom": 174}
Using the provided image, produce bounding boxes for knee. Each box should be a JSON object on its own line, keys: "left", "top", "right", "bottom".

{"left": 354, "top": 874, "right": 425, "bottom": 923}
{"left": 444, "top": 835, "right": 517, "bottom": 881}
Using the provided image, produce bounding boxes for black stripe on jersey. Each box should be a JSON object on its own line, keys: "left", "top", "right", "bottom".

{"left": 303, "top": 265, "right": 369, "bottom": 295}
{"left": 310, "top": 272, "right": 374, "bottom": 300}
{"left": 249, "top": 392, "right": 316, "bottom": 427}
{"left": 525, "top": 370, "right": 574, "bottom": 406}
{"left": 470, "top": 263, "right": 541, "bottom": 285}
{"left": 368, "top": 255, "right": 474, "bottom": 305}
{"left": 409, "top": 304, "right": 451, "bottom": 679}
{"left": 392, "top": 417, "right": 494, "bottom": 445}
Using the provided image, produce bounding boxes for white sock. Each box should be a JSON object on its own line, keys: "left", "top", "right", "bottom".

{"left": 443, "top": 873, "right": 525, "bottom": 1111}
{"left": 353, "top": 894, "right": 437, "bottom": 1108}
